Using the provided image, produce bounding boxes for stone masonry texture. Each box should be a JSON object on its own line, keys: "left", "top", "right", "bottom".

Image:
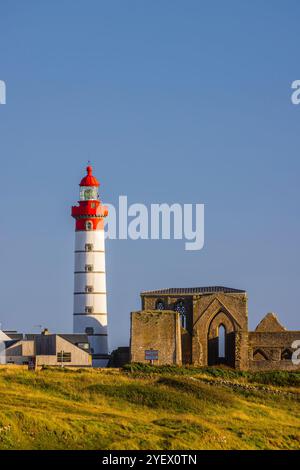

{"left": 129, "top": 288, "right": 300, "bottom": 371}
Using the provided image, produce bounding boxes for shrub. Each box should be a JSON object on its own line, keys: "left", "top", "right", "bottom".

{"left": 248, "top": 371, "right": 300, "bottom": 387}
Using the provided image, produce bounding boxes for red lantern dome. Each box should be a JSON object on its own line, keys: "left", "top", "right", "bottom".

{"left": 72, "top": 165, "right": 108, "bottom": 232}
{"left": 79, "top": 165, "right": 100, "bottom": 187}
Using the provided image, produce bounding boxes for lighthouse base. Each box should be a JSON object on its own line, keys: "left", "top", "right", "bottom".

{"left": 73, "top": 314, "right": 109, "bottom": 366}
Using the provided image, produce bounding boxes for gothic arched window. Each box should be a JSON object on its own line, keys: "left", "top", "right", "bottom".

{"left": 253, "top": 349, "right": 269, "bottom": 361}
{"left": 218, "top": 325, "right": 226, "bottom": 358}
{"left": 174, "top": 300, "right": 186, "bottom": 329}
{"left": 155, "top": 299, "right": 165, "bottom": 310}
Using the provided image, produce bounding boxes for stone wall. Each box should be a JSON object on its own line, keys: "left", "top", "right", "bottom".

{"left": 131, "top": 291, "right": 300, "bottom": 372}
{"left": 248, "top": 331, "right": 300, "bottom": 371}
{"left": 234, "top": 331, "right": 249, "bottom": 370}
{"left": 141, "top": 295, "right": 194, "bottom": 333}
{"left": 130, "top": 310, "right": 182, "bottom": 365}
{"left": 192, "top": 292, "right": 248, "bottom": 367}
{"left": 181, "top": 328, "right": 192, "bottom": 364}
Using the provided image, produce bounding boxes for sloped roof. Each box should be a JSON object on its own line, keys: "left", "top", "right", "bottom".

{"left": 0, "top": 330, "right": 13, "bottom": 341}
{"left": 3, "top": 332, "right": 23, "bottom": 341}
{"left": 25, "top": 333, "right": 88, "bottom": 343}
{"left": 59, "top": 334, "right": 89, "bottom": 346}
{"left": 59, "top": 334, "right": 91, "bottom": 354}
{"left": 15, "top": 333, "right": 91, "bottom": 354}
{"left": 141, "top": 286, "right": 246, "bottom": 296}
{"left": 255, "top": 313, "right": 286, "bottom": 332}
{"left": 4, "top": 339, "right": 33, "bottom": 351}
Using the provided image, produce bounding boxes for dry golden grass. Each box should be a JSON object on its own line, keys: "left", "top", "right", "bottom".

{"left": 0, "top": 367, "right": 299, "bottom": 450}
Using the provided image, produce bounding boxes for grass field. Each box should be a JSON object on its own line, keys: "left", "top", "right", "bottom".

{"left": 0, "top": 365, "right": 299, "bottom": 450}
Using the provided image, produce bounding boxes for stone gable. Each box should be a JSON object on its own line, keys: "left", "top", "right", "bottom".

{"left": 255, "top": 313, "right": 286, "bottom": 332}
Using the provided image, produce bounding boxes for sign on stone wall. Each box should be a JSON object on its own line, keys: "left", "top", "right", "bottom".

{"left": 145, "top": 350, "right": 159, "bottom": 361}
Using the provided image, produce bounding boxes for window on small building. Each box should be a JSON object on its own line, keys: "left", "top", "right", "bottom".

{"left": 85, "top": 306, "right": 94, "bottom": 314}
{"left": 218, "top": 325, "right": 226, "bottom": 358}
{"left": 57, "top": 352, "right": 71, "bottom": 362}
{"left": 85, "top": 264, "right": 93, "bottom": 272}
{"left": 155, "top": 299, "right": 165, "bottom": 310}
{"left": 77, "top": 342, "right": 89, "bottom": 350}
{"left": 85, "top": 285, "right": 94, "bottom": 293}
{"left": 174, "top": 300, "right": 186, "bottom": 329}
{"left": 85, "top": 327, "right": 94, "bottom": 335}
{"left": 85, "top": 243, "right": 93, "bottom": 252}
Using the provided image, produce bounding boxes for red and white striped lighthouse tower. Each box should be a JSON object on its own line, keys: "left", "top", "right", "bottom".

{"left": 71, "top": 166, "right": 109, "bottom": 367}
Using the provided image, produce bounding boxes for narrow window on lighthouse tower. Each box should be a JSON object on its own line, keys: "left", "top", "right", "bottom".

{"left": 85, "top": 243, "right": 93, "bottom": 252}
{"left": 85, "top": 264, "right": 93, "bottom": 272}
{"left": 85, "top": 306, "right": 94, "bottom": 314}
{"left": 85, "top": 285, "right": 94, "bottom": 293}
{"left": 85, "top": 221, "right": 93, "bottom": 230}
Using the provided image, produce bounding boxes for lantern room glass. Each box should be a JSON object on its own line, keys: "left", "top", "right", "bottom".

{"left": 80, "top": 186, "right": 98, "bottom": 201}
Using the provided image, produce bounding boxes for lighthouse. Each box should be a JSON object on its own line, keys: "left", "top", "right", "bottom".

{"left": 71, "top": 166, "right": 109, "bottom": 367}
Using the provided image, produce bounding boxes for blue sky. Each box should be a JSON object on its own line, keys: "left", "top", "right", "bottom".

{"left": 0, "top": 1, "right": 299, "bottom": 350}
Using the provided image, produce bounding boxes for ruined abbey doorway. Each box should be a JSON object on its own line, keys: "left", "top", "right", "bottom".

{"left": 207, "top": 314, "right": 235, "bottom": 367}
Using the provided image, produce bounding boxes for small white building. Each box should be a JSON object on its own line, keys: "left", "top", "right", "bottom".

{"left": 0, "top": 330, "right": 12, "bottom": 364}
{"left": 2, "top": 329, "right": 92, "bottom": 367}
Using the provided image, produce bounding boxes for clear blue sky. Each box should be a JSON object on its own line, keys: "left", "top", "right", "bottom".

{"left": 0, "top": 1, "right": 299, "bottom": 350}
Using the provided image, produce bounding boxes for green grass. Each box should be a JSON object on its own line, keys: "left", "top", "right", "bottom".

{"left": 0, "top": 366, "right": 299, "bottom": 450}
{"left": 124, "top": 363, "right": 300, "bottom": 386}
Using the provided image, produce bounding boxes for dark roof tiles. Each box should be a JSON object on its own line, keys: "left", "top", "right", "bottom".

{"left": 141, "top": 286, "right": 246, "bottom": 295}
